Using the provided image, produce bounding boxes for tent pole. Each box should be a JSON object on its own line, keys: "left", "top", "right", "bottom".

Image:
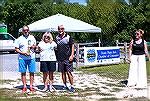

{"left": 98, "top": 39, "right": 101, "bottom": 47}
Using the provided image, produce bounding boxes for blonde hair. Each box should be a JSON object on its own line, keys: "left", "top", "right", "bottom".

{"left": 137, "top": 29, "right": 144, "bottom": 35}
{"left": 42, "top": 32, "right": 53, "bottom": 43}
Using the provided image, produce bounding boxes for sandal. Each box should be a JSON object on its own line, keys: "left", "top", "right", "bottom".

{"left": 30, "top": 87, "right": 35, "bottom": 93}
{"left": 22, "top": 87, "right": 27, "bottom": 93}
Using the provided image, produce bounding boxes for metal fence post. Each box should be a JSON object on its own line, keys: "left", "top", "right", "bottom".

{"left": 124, "top": 42, "right": 128, "bottom": 63}
{"left": 75, "top": 43, "right": 79, "bottom": 68}
{"left": 116, "top": 40, "right": 119, "bottom": 47}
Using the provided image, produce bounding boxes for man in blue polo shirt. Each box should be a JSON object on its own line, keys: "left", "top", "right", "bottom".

{"left": 55, "top": 25, "right": 75, "bottom": 92}
{"left": 15, "top": 26, "right": 36, "bottom": 93}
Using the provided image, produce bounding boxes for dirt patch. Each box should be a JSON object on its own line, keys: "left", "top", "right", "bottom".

{"left": 0, "top": 71, "right": 149, "bottom": 100}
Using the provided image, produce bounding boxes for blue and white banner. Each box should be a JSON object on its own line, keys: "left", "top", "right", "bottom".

{"left": 84, "top": 47, "right": 120, "bottom": 65}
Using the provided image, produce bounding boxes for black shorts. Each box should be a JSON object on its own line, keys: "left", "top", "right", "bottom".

{"left": 58, "top": 60, "right": 73, "bottom": 72}
{"left": 40, "top": 61, "right": 56, "bottom": 72}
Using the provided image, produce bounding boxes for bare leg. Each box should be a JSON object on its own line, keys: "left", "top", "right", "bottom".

{"left": 43, "top": 72, "right": 48, "bottom": 87}
{"left": 67, "top": 72, "right": 73, "bottom": 85}
{"left": 29, "top": 73, "right": 34, "bottom": 88}
{"left": 49, "top": 72, "right": 55, "bottom": 91}
{"left": 21, "top": 73, "right": 27, "bottom": 88}
{"left": 67, "top": 72, "right": 75, "bottom": 92}
{"left": 49, "top": 72, "right": 54, "bottom": 85}
{"left": 62, "top": 72, "right": 67, "bottom": 85}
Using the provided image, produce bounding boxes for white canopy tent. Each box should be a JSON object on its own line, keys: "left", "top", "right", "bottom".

{"left": 19, "top": 14, "right": 101, "bottom": 33}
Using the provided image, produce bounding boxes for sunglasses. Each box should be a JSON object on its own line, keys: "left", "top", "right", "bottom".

{"left": 44, "top": 36, "right": 50, "bottom": 39}
{"left": 23, "top": 29, "right": 29, "bottom": 32}
{"left": 136, "top": 32, "right": 141, "bottom": 35}
{"left": 58, "top": 28, "right": 64, "bottom": 30}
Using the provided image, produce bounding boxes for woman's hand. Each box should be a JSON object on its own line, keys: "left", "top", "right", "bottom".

{"left": 127, "top": 57, "right": 131, "bottom": 63}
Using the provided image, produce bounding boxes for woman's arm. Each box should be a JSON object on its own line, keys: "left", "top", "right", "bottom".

{"left": 128, "top": 39, "right": 133, "bottom": 62}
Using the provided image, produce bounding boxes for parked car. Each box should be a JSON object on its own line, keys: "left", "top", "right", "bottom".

{"left": 0, "top": 33, "right": 16, "bottom": 53}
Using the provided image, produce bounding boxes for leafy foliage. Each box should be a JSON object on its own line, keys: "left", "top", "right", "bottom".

{"left": 1, "top": 0, "right": 150, "bottom": 45}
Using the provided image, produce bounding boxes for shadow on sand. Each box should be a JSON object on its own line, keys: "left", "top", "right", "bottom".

{"left": 15, "top": 84, "right": 65, "bottom": 90}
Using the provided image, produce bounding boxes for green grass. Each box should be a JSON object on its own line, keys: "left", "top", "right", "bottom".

{"left": 77, "top": 63, "right": 129, "bottom": 80}
{"left": 0, "top": 96, "right": 79, "bottom": 101}
{"left": 78, "top": 61, "right": 150, "bottom": 80}
{"left": 147, "top": 61, "right": 150, "bottom": 76}
{"left": 1, "top": 96, "right": 149, "bottom": 101}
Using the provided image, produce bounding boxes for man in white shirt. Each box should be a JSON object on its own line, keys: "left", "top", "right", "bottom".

{"left": 15, "top": 26, "right": 36, "bottom": 93}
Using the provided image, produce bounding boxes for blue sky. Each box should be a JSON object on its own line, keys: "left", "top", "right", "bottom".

{"left": 66, "top": 0, "right": 129, "bottom": 5}
{"left": 67, "top": 0, "right": 87, "bottom": 5}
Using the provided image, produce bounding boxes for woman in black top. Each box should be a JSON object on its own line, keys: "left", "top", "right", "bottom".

{"left": 127, "top": 29, "right": 150, "bottom": 89}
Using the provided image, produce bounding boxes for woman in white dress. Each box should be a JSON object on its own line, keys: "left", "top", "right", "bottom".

{"left": 127, "top": 29, "right": 150, "bottom": 88}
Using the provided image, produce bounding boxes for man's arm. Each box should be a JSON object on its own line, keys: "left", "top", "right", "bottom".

{"left": 69, "top": 36, "right": 74, "bottom": 61}
{"left": 69, "top": 44, "right": 74, "bottom": 62}
{"left": 15, "top": 47, "right": 30, "bottom": 56}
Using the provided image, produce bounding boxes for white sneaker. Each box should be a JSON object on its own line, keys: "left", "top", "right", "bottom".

{"left": 41, "top": 87, "right": 48, "bottom": 92}
{"left": 49, "top": 86, "right": 56, "bottom": 92}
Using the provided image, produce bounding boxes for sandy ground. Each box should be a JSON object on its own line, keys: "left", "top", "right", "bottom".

{"left": 0, "top": 71, "right": 150, "bottom": 100}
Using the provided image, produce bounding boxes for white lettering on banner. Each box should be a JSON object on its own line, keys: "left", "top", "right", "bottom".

{"left": 84, "top": 47, "right": 120, "bottom": 66}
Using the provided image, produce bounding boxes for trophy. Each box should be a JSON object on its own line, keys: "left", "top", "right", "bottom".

{"left": 27, "top": 40, "right": 31, "bottom": 54}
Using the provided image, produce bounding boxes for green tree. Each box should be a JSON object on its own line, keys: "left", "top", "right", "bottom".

{"left": 114, "top": 4, "right": 146, "bottom": 42}
{"left": 53, "top": 0, "right": 65, "bottom": 4}
{"left": 0, "top": 5, "right": 3, "bottom": 22}
{"left": 2, "top": 0, "right": 53, "bottom": 38}
{"left": 114, "top": 0, "right": 127, "bottom": 4}
{"left": 2, "top": 3, "right": 36, "bottom": 37}
{"left": 141, "top": 0, "right": 150, "bottom": 40}
{"left": 87, "top": 0, "right": 124, "bottom": 45}
{"left": 0, "top": 0, "right": 6, "bottom": 5}
{"left": 2, "top": 0, "right": 149, "bottom": 44}
{"left": 128, "top": 0, "right": 144, "bottom": 5}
